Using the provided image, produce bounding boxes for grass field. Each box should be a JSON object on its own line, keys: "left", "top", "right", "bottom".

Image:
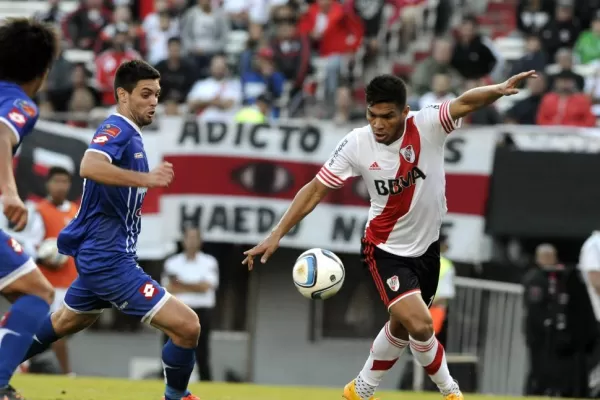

{"left": 11, "top": 375, "right": 550, "bottom": 400}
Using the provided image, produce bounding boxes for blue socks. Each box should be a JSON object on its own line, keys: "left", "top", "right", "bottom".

{"left": 162, "top": 339, "right": 195, "bottom": 400}
{"left": 22, "top": 314, "right": 58, "bottom": 362}
{"left": 0, "top": 295, "right": 49, "bottom": 387}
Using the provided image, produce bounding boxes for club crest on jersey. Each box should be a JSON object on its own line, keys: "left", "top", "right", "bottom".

{"left": 13, "top": 99, "right": 36, "bottom": 117}
{"left": 387, "top": 275, "right": 399, "bottom": 292}
{"left": 400, "top": 145, "right": 415, "bottom": 163}
{"left": 374, "top": 166, "right": 426, "bottom": 196}
{"left": 99, "top": 124, "right": 122, "bottom": 137}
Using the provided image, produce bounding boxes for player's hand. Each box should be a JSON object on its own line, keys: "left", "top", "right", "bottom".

{"left": 147, "top": 161, "right": 174, "bottom": 188}
{"left": 2, "top": 193, "right": 27, "bottom": 232}
{"left": 498, "top": 70, "right": 538, "bottom": 96}
{"left": 242, "top": 233, "right": 281, "bottom": 270}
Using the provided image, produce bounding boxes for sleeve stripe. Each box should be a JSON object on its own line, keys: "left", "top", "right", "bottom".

{"left": 317, "top": 168, "right": 343, "bottom": 188}
{"left": 85, "top": 148, "right": 113, "bottom": 163}
{"left": 320, "top": 167, "right": 344, "bottom": 185}
{"left": 0, "top": 117, "right": 20, "bottom": 144}
{"left": 439, "top": 101, "right": 454, "bottom": 134}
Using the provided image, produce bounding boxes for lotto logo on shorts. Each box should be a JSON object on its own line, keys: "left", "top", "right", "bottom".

{"left": 7, "top": 238, "right": 23, "bottom": 254}
{"left": 139, "top": 282, "right": 157, "bottom": 300}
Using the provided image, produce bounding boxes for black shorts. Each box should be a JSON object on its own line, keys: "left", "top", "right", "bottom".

{"left": 361, "top": 238, "right": 440, "bottom": 310}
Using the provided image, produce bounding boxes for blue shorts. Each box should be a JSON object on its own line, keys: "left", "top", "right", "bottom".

{"left": 64, "top": 251, "right": 170, "bottom": 324}
{"left": 0, "top": 229, "right": 37, "bottom": 291}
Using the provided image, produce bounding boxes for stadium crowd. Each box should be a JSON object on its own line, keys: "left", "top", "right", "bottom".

{"left": 26, "top": 0, "right": 600, "bottom": 128}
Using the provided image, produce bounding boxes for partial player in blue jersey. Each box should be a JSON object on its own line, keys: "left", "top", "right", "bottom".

{"left": 0, "top": 18, "right": 58, "bottom": 400}
{"left": 22, "top": 60, "right": 203, "bottom": 400}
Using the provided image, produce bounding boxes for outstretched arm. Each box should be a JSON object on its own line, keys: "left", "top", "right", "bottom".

{"left": 449, "top": 70, "right": 538, "bottom": 121}
{"left": 242, "top": 178, "right": 331, "bottom": 268}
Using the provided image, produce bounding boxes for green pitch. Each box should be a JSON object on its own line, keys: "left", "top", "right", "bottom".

{"left": 11, "top": 375, "right": 551, "bottom": 400}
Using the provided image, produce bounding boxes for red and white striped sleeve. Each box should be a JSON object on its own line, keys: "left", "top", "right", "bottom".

{"left": 316, "top": 133, "right": 358, "bottom": 189}
{"left": 414, "top": 100, "right": 462, "bottom": 145}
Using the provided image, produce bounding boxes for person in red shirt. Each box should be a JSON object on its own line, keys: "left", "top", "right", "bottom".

{"left": 536, "top": 71, "right": 596, "bottom": 127}
{"left": 95, "top": 23, "right": 142, "bottom": 105}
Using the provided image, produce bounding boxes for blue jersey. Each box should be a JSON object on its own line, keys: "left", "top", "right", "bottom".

{"left": 58, "top": 114, "right": 149, "bottom": 262}
{"left": 0, "top": 81, "right": 39, "bottom": 154}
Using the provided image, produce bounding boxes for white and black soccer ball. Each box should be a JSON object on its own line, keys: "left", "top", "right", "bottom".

{"left": 292, "top": 248, "right": 345, "bottom": 300}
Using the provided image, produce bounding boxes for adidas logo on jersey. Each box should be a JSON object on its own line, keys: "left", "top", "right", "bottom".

{"left": 369, "top": 162, "right": 380, "bottom": 170}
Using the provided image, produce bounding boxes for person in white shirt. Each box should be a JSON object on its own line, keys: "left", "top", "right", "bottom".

{"left": 186, "top": 55, "right": 242, "bottom": 122}
{"left": 419, "top": 72, "right": 457, "bottom": 111}
{"left": 163, "top": 227, "right": 219, "bottom": 381}
{"left": 578, "top": 231, "right": 600, "bottom": 322}
{"left": 243, "top": 70, "right": 537, "bottom": 400}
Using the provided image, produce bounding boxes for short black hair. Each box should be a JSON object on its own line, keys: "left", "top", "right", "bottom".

{"left": 113, "top": 60, "right": 161, "bottom": 101}
{"left": 365, "top": 74, "right": 408, "bottom": 109}
{"left": 47, "top": 166, "right": 71, "bottom": 181}
{"left": 0, "top": 18, "right": 57, "bottom": 84}
{"left": 167, "top": 36, "right": 181, "bottom": 46}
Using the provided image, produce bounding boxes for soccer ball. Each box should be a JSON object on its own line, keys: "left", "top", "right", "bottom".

{"left": 37, "top": 238, "right": 68, "bottom": 268}
{"left": 292, "top": 248, "right": 345, "bottom": 300}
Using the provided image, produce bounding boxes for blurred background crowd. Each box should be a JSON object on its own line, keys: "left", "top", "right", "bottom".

{"left": 17, "top": 0, "right": 600, "bottom": 128}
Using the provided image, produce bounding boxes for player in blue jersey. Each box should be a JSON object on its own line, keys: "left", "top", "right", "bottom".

{"left": 21, "top": 60, "right": 203, "bottom": 400}
{"left": 0, "top": 18, "right": 58, "bottom": 400}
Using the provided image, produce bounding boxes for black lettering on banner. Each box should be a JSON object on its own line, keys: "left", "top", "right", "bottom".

{"left": 257, "top": 207, "right": 276, "bottom": 233}
{"left": 249, "top": 124, "right": 269, "bottom": 148}
{"left": 178, "top": 118, "right": 200, "bottom": 144}
{"left": 445, "top": 137, "right": 464, "bottom": 164}
{"left": 279, "top": 125, "right": 299, "bottom": 151}
{"left": 234, "top": 206, "right": 251, "bottom": 233}
{"left": 233, "top": 123, "right": 244, "bottom": 145}
{"left": 16, "top": 127, "right": 89, "bottom": 201}
{"left": 331, "top": 215, "right": 368, "bottom": 242}
{"left": 328, "top": 138, "right": 349, "bottom": 167}
{"left": 374, "top": 167, "right": 426, "bottom": 197}
{"left": 179, "top": 204, "right": 202, "bottom": 231}
{"left": 300, "top": 125, "right": 320, "bottom": 153}
{"left": 208, "top": 205, "right": 228, "bottom": 231}
{"left": 207, "top": 121, "right": 227, "bottom": 143}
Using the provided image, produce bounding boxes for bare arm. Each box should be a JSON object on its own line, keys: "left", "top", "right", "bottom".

{"left": 242, "top": 178, "right": 331, "bottom": 267}
{"left": 170, "top": 278, "right": 213, "bottom": 293}
{"left": 449, "top": 70, "right": 538, "bottom": 121}
{"left": 80, "top": 151, "right": 149, "bottom": 187}
{"left": 588, "top": 271, "right": 600, "bottom": 296}
{"left": 0, "top": 127, "right": 17, "bottom": 195}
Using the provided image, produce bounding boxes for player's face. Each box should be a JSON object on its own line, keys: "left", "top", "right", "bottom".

{"left": 46, "top": 173, "right": 71, "bottom": 203}
{"left": 129, "top": 79, "right": 160, "bottom": 127}
{"left": 366, "top": 102, "right": 410, "bottom": 145}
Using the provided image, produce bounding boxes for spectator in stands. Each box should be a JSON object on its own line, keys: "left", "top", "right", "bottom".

{"left": 45, "top": 29, "right": 75, "bottom": 113}
{"left": 270, "top": 4, "right": 312, "bottom": 115}
{"left": 333, "top": 85, "right": 364, "bottom": 124}
{"left": 187, "top": 55, "right": 242, "bottom": 121}
{"left": 62, "top": 0, "right": 112, "bottom": 50}
{"left": 539, "top": 0, "right": 581, "bottom": 61}
{"left": 548, "top": 47, "right": 585, "bottom": 91}
{"left": 579, "top": 231, "right": 600, "bottom": 324}
{"left": 95, "top": 25, "right": 142, "bottom": 106}
{"left": 536, "top": 70, "right": 596, "bottom": 126}
{"left": 154, "top": 37, "right": 197, "bottom": 104}
{"left": 418, "top": 72, "right": 456, "bottom": 110}
{"left": 461, "top": 79, "right": 502, "bottom": 125}
{"left": 59, "top": 63, "right": 101, "bottom": 120}
{"left": 508, "top": 34, "right": 548, "bottom": 79}
{"left": 143, "top": 0, "right": 180, "bottom": 35}
{"left": 145, "top": 11, "right": 180, "bottom": 65}
{"left": 180, "top": 0, "right": 230, "bottom": 77}
{"left": 583, "top": 66, "right": 600, "bottom": 118}
{"left": 575, "top": 12, "right": 600, "bottom": 64}
{"left": 246, "top": 0, "right": 289, "bottom": 27}
{"left": 505, "top": 72, "right": 547, "bottom": 124}
{"left": 411, "top": 38, "right": 461, "bottom": 97}
{"left": 222, "top": 0, "right": 251, "bottom": 30}
{"left": 451, "top": 15, "right": 504, "bottom": 81}
{"left": 96, "top": 6, "right": 148, "bottom": 56}
{"left": 517, "top": 0, "right": 553, "bottom": 35}
{"left": 573, "top": 0, "right": 600, "bottom": 30}
{"left": 240, "top": 47, "right": 285, "bottom": 119}
{"left": 297, "top": 0, "right": 364, "bottom": 101}
{"left": 235, "top": 92, "right": 273, "bottom": 123}
{"left": 163, "top": 226, "right": 219, "bottom": 382}
{"left": 34, "top": 0, "right": 66, "bottom": 27}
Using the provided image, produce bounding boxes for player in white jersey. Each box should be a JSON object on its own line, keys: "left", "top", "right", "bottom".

{"left": 243, "top": 71, "right": 537, "bottom": 400}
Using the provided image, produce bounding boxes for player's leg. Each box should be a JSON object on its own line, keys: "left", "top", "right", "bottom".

{"left": 49, "top": 289, "right": 72, "bottom": 374}
{"left": 23, "top": 277, "right": 106, "bottom": 362}
{"left": 194, "top": 308, "right": 212, "bottom": 381}
{"left": 344, "top": 240, "right": 411, "bottom": 400}
{"left": 107, "top": 267, "right": 200, "bottom": 400}
{"left": 0, "top": 232, "right": 54, "bottom": 396}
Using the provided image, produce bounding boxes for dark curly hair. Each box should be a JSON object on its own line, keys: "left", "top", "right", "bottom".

{"left": 0, "top": 18, "right": 57, "bottom": 84}
{"left": 365, "top": 74, "right": 408, "bottom": 109}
